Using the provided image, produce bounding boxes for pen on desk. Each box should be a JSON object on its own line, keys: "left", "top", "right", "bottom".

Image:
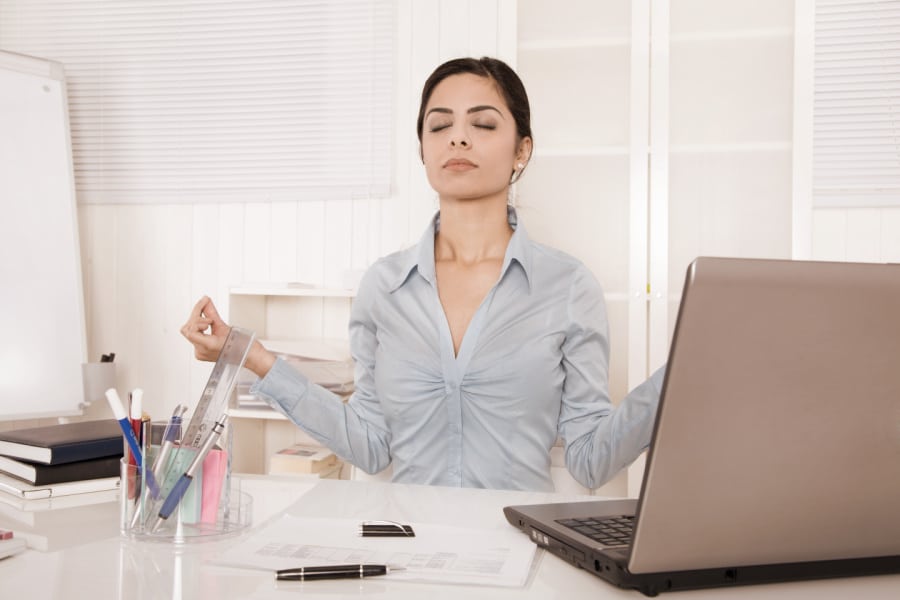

{"left": 276, "top": 564, "right": 403, "bottom": 581}
{"left": 104, "top": 388, "right": 159, "bottom": 497}
{"left": 151, "top": 404, "right": 187, "bottom": 482}
{"left": 359, "top": 522, "right": 415, "bottom": 537}
{"left": 152, "top": 414, "right": 228, "bottom": 532}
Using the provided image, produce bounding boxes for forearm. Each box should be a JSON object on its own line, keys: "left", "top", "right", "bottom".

{"left": 564, "top": 366, "right": 665, "bottom": 489}
{"left": 251, "top": 358, "right": 392, "bottom": 473}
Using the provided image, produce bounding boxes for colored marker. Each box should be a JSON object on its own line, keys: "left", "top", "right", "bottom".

{"left": 129, "top": 388, "right": 144, "bottom": 443}
{"left": 104, "top": 388, "right": 159, "bottom": 498}
{"left": 127, "top": 389, "right": 143, "bottom": 490}
{"left": 152, "top": 414, "right": 228, "bottom": 532}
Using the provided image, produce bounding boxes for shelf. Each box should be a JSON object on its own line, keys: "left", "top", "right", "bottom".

{"left": 263, "top": 337, "right": 351, "bottom": 361}
{"left": 533, "top": 143, "right": 791, "bottom": 159}
{"left": 534, "top": 146, "right": 629, "bottom": 158}
{"left": 228, "top": 284, "right": 355, "bottom": 475}
{"left": 228, "top": 407, "right": 287, "bottom": 421}
{"left": 669, "top": 142, "right": 791, "bottom": 154}
{"left": 230, "top": 285, "right": 355, "bottom": 298}
{"left": 669, "top": 28, "right": 793, "bottom": 43}
{"left": 518, "top": 37, "right": 630, "bottom": 51}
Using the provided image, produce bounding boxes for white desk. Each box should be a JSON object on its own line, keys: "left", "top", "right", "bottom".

{"left": 1, "top": 476, "right": 899, "bottom": 599}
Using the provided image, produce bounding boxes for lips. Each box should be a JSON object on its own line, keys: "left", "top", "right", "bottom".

{"left": 443, "top": 158, "right": 476, "bottom": 170}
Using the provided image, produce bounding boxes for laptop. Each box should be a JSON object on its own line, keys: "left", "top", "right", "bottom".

{"left": 504, "top": 257, "right": 900, "bottom": 596}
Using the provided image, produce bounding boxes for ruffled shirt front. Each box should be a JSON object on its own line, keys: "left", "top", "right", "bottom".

{"left": 252, "top": 207, "right": 663, "bottom": 491}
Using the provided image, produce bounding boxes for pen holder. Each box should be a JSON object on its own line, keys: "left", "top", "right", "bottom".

{"left": 119, "top": 421, "right": 251, "bottom": 543}
{"left": 81, "top": 362, "right": 116, "bottom": 409}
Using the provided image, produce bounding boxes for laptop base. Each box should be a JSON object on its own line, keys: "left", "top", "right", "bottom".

{"left": 514, "top": 514, "right": 900, "bottom": 597}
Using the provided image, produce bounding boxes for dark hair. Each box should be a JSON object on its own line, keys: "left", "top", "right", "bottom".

{"left": 416, "top": 57, "right": 533, "bottom": 146}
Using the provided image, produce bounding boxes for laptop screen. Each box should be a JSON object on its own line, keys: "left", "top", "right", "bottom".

{"left": 630, "top": 257, "right": 900, "bottom": 574}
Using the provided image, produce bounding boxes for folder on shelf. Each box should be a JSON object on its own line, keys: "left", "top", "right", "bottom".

{"left": 285, "top": 356, "right": 354, "bottom": 394}
{"left": 268, "top": 444, "right": 339, "bottom": 476}
{"left": 233, "top": 345, "right": 354, "bottom": 411}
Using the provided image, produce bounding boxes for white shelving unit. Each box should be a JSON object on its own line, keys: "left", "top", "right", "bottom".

{"left": 515, "top": 0, "right": 634, "bottom": 498}
{"left": 515, "top": 0, "right": 794, "bottom": 498}
{"left": 226, "top": 285, "right": 355, "bottom": 474}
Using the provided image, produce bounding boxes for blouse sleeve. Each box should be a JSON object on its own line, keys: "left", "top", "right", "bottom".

{"left": 250, "top": 265, "right": 393, "bottom": 474}
{"left": 558, "top": 265, "right": 665, "bottom": 489}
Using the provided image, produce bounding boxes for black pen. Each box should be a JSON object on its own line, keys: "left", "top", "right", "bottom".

{"left": 359, "top": 523, "right": 415, "bottom": 537}
{"left": 276, "top": 564, "right": 402, "bottom": 581}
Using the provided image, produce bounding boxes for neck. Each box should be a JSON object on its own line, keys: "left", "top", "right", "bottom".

{"left": 435, "top": 197, "right": 512, "bottom": 265}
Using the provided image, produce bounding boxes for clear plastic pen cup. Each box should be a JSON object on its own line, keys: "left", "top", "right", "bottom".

{"left": 119, "top": 420, "right": 251, "bottom": 542}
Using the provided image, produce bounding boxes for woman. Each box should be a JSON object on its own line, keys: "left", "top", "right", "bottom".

{"left": 182, "top": 57, "right": 664, "bottom": 492}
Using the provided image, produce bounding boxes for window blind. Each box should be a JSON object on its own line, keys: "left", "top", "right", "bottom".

{"left": 0, "top": 0, "right": 394, "bottom": 203}
{"left": 814, "top": 0, "right": 900, "bottom": 207}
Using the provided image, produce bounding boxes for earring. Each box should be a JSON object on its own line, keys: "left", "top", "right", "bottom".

{"left": 517, "top": 163, "right": 524, "bottom": 169}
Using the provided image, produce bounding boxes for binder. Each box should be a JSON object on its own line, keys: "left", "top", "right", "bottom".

{"left": 0, "top": 454, "right": 120, "bottom": 486}
{"left": 0, "top": 420, "right": 123, "bottom": 465}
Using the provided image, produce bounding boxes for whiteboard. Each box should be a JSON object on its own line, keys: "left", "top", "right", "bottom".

{"left": 0, "top": 51, "right": 87, "bottom": 420}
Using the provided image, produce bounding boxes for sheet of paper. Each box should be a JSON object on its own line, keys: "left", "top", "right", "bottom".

{"left": 212, "top": 514, "right": 537, "bottom": 587}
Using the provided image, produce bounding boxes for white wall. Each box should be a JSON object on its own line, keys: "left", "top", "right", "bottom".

{"left": 5, "top": 0, "right": 900, "bottom": 441}
{"left": 812, "top": 208, "right": 900, "bottom": 262}
{"left": 65, "top": 0, "right": 519, "bottom": 425}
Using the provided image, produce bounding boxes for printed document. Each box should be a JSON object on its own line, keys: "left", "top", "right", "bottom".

{"left": 213, "top": 514, "right": 537, "bottom": 587}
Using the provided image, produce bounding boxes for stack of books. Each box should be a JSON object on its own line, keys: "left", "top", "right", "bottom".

{"left": 267, "top": 443, "right": 340, "bottom": 477}
{"left": 0, "top": 420, "right": 124, "bottom": 502}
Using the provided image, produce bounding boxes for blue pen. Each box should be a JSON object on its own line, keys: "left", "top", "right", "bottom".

{"left": 152, "top": 414, "right": 228, "bottom": 532}
{"left": 104, "top": 388, "right": 160, "bottom": 498}
{"left": 151, "top": 404, "right": 187, "bottom": 483}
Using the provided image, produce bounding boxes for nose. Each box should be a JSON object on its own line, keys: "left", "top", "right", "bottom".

{"left": 449, "top": 126, "right": 469, "bottom": 148}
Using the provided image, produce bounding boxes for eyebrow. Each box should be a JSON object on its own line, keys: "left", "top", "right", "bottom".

{"left": 425, "top": 105, "right": 504, "bottom": 118}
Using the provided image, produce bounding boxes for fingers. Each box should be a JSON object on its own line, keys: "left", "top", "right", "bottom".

{"left": 181, "top": 317, "right": 213, "bottom": 340}
{"left": 181, "top": 296, "right": 230, "bottom": 363}
{"left": 184, "top": 296, "right": 228, "bottom": 338}
{"left": 201, "top": 297, "right": 227, "bottom": 327}
{"left": 183, "top": 297, "right": 225, "bottom": 332}
{"left": 188, "top": 295, "right": 211, "bottom": 320}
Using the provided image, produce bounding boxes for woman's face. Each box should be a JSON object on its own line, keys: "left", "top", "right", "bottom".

{"left": 420, "top": 73, "right": 530, "bottom": 203}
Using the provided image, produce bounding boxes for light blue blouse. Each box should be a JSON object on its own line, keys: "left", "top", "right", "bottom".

{"left": 252, "top": 208, "right": 664, "bottom": 491}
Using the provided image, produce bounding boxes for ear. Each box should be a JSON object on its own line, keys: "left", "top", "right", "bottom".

{"left": 516, "top": 137, "right": 533, "bottom": 166}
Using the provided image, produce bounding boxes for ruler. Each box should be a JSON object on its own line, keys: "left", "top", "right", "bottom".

{"left": 182, "top": 326, "right": 255, "bottom": 449}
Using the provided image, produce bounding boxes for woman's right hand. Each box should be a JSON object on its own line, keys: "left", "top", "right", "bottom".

{"left": 181, "top": 296, "right": 277, "bottom": 378}
{"left": 181, "top": 296, "right": 230, "bottom": 362}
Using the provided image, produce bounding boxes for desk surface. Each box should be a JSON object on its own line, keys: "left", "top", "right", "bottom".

{"left": 1, "top": 476, "right": 898, "bottom": 599}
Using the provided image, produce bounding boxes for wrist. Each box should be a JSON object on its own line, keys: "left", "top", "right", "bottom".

{"left": 244, "top": 341, "right": 276, "bottom": 378}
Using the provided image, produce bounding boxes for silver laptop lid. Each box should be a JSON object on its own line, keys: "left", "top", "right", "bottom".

{"left": 630, "top": 257, "right": 900, "bottom": 574}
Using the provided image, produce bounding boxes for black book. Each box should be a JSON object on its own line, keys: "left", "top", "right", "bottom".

{"left": 0, "top": 419, "right": 123, "bottom": 465}
{"left": 0, "top": 453, "right": 121, "bottom": 485}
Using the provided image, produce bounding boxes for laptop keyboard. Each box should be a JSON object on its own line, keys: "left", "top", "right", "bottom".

{"left": 555, "top": 515, "right": 635, "bottom": 547}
